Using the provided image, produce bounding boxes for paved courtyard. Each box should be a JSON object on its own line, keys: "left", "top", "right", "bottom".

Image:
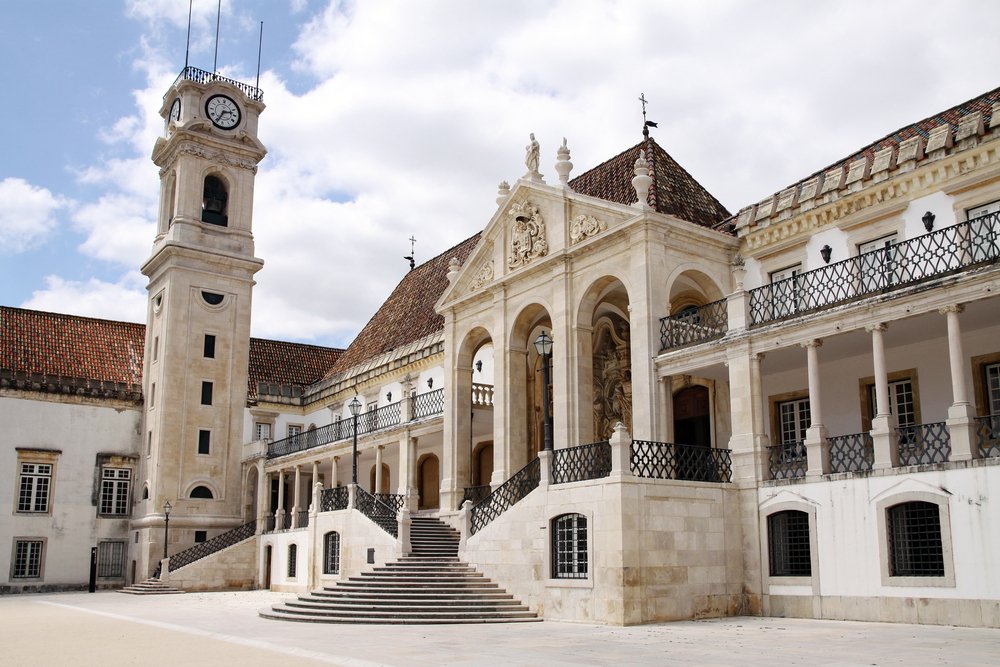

{"left": 1, "top": 590, "right": 997, "bottom": 666}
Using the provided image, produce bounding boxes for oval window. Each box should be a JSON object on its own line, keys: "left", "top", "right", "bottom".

{"left": 201, "top": 291, "right": 224, "bottom": 306}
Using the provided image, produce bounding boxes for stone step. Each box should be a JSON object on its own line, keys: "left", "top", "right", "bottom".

{"left": 117, "top": 578, "right": 185, "bottom": 595}
{"left": 312, "top": 590, "right": 515, "bottom": 601}
{"left": 263, "top": 606, "right": 539, "bottom": 623}
{"left": 287, "top": 598, "right": 529, "bottom": 611}
{"left": 259, "top": 609, "right": 541, "bottom": 625}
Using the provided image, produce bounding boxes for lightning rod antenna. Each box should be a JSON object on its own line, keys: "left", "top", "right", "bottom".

{"left": 184, "top": 0, "right": 193, "bottom": 69}
{"left": 213, "top": 0, "right": 222, "bottom": 73}
{"left": 255, "top": 21, "right": 264, "bottom": 91}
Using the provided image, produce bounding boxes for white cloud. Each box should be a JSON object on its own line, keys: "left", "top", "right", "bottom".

{"left": 22, "top": 273, "right": 147, "bottom": 324}
{"left": 0, "top": 178, "right": 70, "bottom": 254}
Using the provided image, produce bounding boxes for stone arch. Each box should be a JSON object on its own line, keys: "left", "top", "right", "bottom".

{"left": 665, "top": 266, "right": 725, "bottom": 314}
{"left": 455, "top": 325, "right": 497, "bottom": 494}
{"left": 508, "top": 303, "right": 554, "bottom": 466}
{"left": 184, "top": 480, "right": 219, "bottom": 499}
{"left": 417, "top": 453, "right": 440, "bottom": 510}
{"left": 369, "top": 463, "right": 391, "bottom": 494}
{"left": 576, "top": 276, "right": 632, "bottom": 443}
{"left": 243, "top": 465, "right": 259, "bottom": 522}
{"left": 201, "top": 171, "right": 230, "bottom": 226}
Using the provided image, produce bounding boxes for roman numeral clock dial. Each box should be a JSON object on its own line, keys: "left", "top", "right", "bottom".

{"left": 205, "top": 94, "right": 241, "bottom": 129}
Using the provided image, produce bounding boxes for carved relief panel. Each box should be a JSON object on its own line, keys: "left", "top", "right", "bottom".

{"left": 593, "top": 314, "right": 632, "bottom": 440}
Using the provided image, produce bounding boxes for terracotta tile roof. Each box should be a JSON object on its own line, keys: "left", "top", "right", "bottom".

{"left": 0, "top": 305, "right": 342, "bottom": 403}
{"left": 718, "top": 85, "right": 1000, "bottom": 232}
{"left": 0, "top": 306, "right": 145, "bottom": 401}
{"left": 248, "top": 337, "right": 343, "bottom": 400}
{"left": 569, "top": 136, "right": 731, "bottom": 228}
{"left": 327, "top": 233, "right": 482, "bottom": 377}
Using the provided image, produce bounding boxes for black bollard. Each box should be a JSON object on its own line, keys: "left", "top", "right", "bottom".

{"left": 88, "top": 547, "right": 97, "bottom": 593}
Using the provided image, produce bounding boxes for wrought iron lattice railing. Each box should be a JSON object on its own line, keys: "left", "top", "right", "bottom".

{"left": 975, "top": 415, "right": 1000, "bottom": 458}
{"left": 552, "top": 441, "right": 611, "bottom": 484}
{"left": 354, "top": 486, "right": 398, "bottom": 537}
{"left": 412, "top": 388, "right": 445, "bottom": 420}
{"left": 659, "top": 299, "right": 728, "bottom": 351}
{"left": 897, "top": 422, "right": 951, "bottom": 466}
{"left": 296, "top": 510, "right": 309, "bottom": 529}
{"left": 319, "top": 486, "right": 350, "bottom": 512}
{"left": 373, "top": 493, "right": 406, "bottom": 514}
{"left": 749, "top": 212, "right": 1000, "bottom": 326}
{"left": 268, "top": 400, "right": 404, "bottom": 459}
{"left": 829, "top": 432, "right": 874, "bottom": 473}
{"left": 630, "top": 440, "right": 733, "bottom": 482}
{"left": 168, "top": 520, "right": 256, "bottom": 571}
{"left": 470, "top": 457, "right": 540, "bottom": 535}
{"left": 461, "top": 485, "right": 491, "bottom": 507}
{"left": 768, "top": 442, "right": 807, "bottom": 480}
{"left": 278, "top": 512, "right": 292, "bottom": 530}
{"left": 264, "top": 515, "right": 275, "bottom": 533}
{"left": 173, "top": 66, "right": 264, "bottom": 101}
{"left": 472, "top": 383, "right": 495, "bottom": 407}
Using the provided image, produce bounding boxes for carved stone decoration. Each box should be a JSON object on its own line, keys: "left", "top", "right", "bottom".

{"left": 593, "top": 315, "right": 632, "bottom": 440}
{"left": 471, "top": 260, "right": 494, "bottom": 291}
{"left": 507, "top": 200, "right": 548, "bottom": 269}
{"left": 569, "top": 214, "right": 607, "bottom": 244}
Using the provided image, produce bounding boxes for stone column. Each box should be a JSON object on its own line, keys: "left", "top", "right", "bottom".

{"left": 501, "top": 346, "right": 529, "bottom": 484}
{"left": 942, "top": 305, "right": 976, "bottom": 460}
{"left": 491, "top": 285, "right": 510, "bottom": 487}
{"left": 275, "top": 468, "right": 286, "bottom": 528}
{"left": 609, "top": 422, "right": 633, "bottom": 479}
{"left": 727, "top": 258, "right": 749, "bottom": 332}
{"left": 374, "top": 445, "right": 384, "bottom": 493}
{"left": 659, "top": 375, "right": 674, "bottom": 442}
{"left": 750, "top": 353, "right": 769, "bottom": 482}
{"left": 311, "top": 460, "right": 320, "bottom": 491}
{"left": 868, "top": 323, "right": 899, "bottom": 469}
{"left": 726, "top": 345, "right": 760, "bottom": 483}
{"left": 398, "top": 433, "right": 419, "bottom": 512}
{"left": 551, "top": 255, "right": 575, "bottom": 449}
{"left": 331, "top": 455, "right": 339, "bottom": 488}
{"left": 255, "top": 459, "right": 267, "bottom": 534}
{"left": 537, "top": 449, "right": 552, "bottom": 487}
{"left": 442, "top": 312, "right": 472, "bottom": 512}
{"left": 291, "top": 464, "right": 302, "bottom": 528}
{"left": 802, "top": 340, "right": 829, "bottom": 476}
{"left": 628, "top": 227, "right": 658, "bottom": 441}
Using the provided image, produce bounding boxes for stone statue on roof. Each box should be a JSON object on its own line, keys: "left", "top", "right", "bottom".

{"left": 525, "top": 133, "right": 541, "bottom": 179}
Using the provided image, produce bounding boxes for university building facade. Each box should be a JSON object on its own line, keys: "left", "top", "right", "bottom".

{"left": 1, "top": 68, "right": 998, "bottom": 626}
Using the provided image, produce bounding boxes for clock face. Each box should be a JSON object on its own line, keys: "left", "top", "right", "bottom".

{"left": 169, "top": 98, "right": 181, "bottom": 123}
{"left": 205, "top": 94, "right": 241, "bottom": 129}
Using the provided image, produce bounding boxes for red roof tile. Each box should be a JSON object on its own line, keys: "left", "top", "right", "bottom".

{"left": 327, "top": 234, "right": 482, "bottom": 377}
{"left": 248, "top": 337, "right": 343, "bottom": 400}
{"left": 569, "top": 136, "right": 731, "bottom": 228}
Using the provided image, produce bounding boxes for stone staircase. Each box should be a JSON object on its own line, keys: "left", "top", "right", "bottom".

{"left": 117, "top": 578, "right": 185, "bottom": 595}
{"left": 261, "top": 516, "right": 539, "bottom": 624}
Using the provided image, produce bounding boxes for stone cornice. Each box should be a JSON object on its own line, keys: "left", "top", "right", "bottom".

{"left": 742, "top": 139, "right": 1000, "bottom": 253}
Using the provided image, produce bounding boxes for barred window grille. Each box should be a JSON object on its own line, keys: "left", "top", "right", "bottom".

{"left": 97, "top": 541, "right": 125, "bottom": 578}
{"left": 288, "top": 544, "right": 298, "bottom": 578}
{"left": 887, "top": 501, "right": 945, "bottom": 577}
{"left": 986, "top": 362, "right": 1000, "bottom": 416}
{"left": 12, "top": 540, "right": 43, "bottom": 578}
{"left": 767, "top": 510, "right": 811, "bottom": 577}
{"left": 323, "top": 532, "right": 341, "bottom": 575}
{"left": 99, "top": 468, "right": 131, "bottom": 515}
{"left": 551, "top": 513, "right": 587, "bottom": 579}
{"left": 18, "top": 463, "right": 52, "bottom": 513}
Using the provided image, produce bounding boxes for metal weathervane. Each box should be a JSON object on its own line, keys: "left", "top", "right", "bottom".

{"left": 639, "top": 93, "right": 658, "bottom": 138}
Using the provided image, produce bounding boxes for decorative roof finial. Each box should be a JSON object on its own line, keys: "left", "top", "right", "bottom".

{"left": 446, "top": 257, "right": 462, "bottom": 284}
{"left": 631, "top": 150, "right": 652, "bottom": 210}
{"left": 403, "top": 235, "right": 416, "bottom": 271}
{"left": 639, "top": 92, "right": 658, "bottom": 139}
{"left": 496, "top": 180, "right": 511, "bottom": 207}
{"left": 554, "top": 137, "right": 573, "bottom": 187}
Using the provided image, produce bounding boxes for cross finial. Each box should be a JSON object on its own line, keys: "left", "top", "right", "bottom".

{"left": 404, "top": 236, "right": 417, "bottom": 271}
{"left": 639, "top": 93, "right": 658, "bottom": 139}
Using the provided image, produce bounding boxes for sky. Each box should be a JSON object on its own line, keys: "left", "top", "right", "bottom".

{"left": 1, "top": 0, "right": 999, "bottom": 349}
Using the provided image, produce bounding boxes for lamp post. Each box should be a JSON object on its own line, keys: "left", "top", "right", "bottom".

{"left": 162, "top": 500, "right": 172, "bottom": 560}
{"left": 349, "top": 396, "right": 361, "bottom": 484}
{"left": 534, "top": 331, "right": 554, "bottom": 452}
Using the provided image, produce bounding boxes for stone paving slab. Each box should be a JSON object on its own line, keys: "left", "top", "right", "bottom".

{"left": 1, "top": 590, "right": 998, "bottom": 666}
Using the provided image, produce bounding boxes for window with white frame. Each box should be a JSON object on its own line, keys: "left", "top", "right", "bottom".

{"left": 985, "top": 362, "right": 1000, "bottom": 416}
{"left": 967, "top": 199, "right": 1000, "bottom": 263}
{"left": 11, "top": 539, "right": 44, "bottom": 578}
{"left": 858, "top": 233, "right": 898, "bottom": 292}
{"left": 323, "top": 532, "right": 341, "bottom": 574}
{"left": 769, "top": 264, "right": 803, "bottom": 318}
{"left": 255, "top": 422, "right": 271, "bottom": 440}
{"left": 97, "top": 541, "right": 125, "bottom": 578}
{"left": 777, "top": 398, "right": 811, "bottom": 445}
{"left": 868, "top": 379, "right": 916, "bottom": 431}
{"left": 99, "top": 468, "right": 131, "bottom": 516}
{"left": 17, "top": 462, "right": 52, "bottom": 513}
{"left": 287, "top": 424, "right": 302, "bottom": 438}
{"left": 551, "top": 513, "right": 588, "bottom": 579}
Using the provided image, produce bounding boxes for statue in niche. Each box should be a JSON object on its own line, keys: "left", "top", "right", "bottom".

{"left": 507, "top": 200, "right": 548, "bottom": 268}
{"left": 593, "top": 315, "right": 632, "bottom": 440}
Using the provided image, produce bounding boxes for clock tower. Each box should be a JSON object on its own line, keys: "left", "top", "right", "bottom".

{"left": 133, "top": 68, "right": 266, "bottom": 579}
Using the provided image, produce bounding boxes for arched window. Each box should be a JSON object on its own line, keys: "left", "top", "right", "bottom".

{"left": 323, "top": 532, "right": 341, "bottom": 575}
{"left": 767, "top": 510, "right": 811, "bottom": 576}
{"left": 201, "top": 175, "right": 228, "bottom": 226}
{"left": 288, "top": 544, "right": 297, "bottom": 578}
{"left": 551, "top": 513, "right": 587, "bottom": 579}
{"left": 141, "top": 485, "right": 149, "bottom": 500}
{"left": 189, "top": 485, "right": 214, "bottom": 499}
{"left": 887, "top": 501, "right": 944, "bottom": 576}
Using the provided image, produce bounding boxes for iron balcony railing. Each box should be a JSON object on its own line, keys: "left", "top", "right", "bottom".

{"left": 829, "top": 432, "right": 874, "bottom": 474}
{"left": 264, "top": 515, "right": 275, "bottom": 533}
{"left": 470, "top": 457, "right": 540, "bottom": 535}
{"left": 659, "top": 299, "right": 728, "bottom": 351}
{"left": 319, "top": 486, "right": 350, "bottom": 512}
{"left": 898, "top": 422, "right": 951, "bottom": 466}
{"left": 749, "top": 212, "right": 1000, "bottom": 327}
{"left": 278, "top": 512, "right": 292, "bottom": 530}
{"left": 630, "top": 440, "right": 733, "bottom": 482}
{"left": 354, "top": 486, "right": 398, "bottom": 537}
{"left": 768, "top": 442, "right": 807, "bottom": 480}
{"left": 412, "top": 388, "right": 445, "bottom": 420}
{"left": 461, "top": 485, "right": 491, "bottom": 507}
{"left": 552, "top": 442, "right": 611, "bottom": 484}
{"left": 976, "top": 415, "right": 1000, "bottom": 458}
{"left": 267, "top": 390, "right": 444, "bottom": 459}
{"left": 173, "top": 66, "right": 264, "bottom": 101}
{"left": 296, "top": 510, "right": 309, "bottom": 529}
{"left": 167, "top": 520, "right": 256, "bottom": 571}
{"left": 373, "top": 493, "right": 406, "bottom": 514}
